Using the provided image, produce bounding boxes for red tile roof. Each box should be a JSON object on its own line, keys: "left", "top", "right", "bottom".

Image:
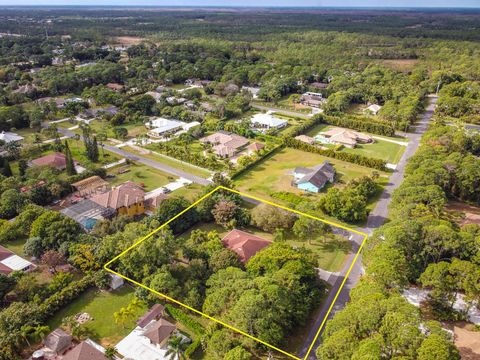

{"left": 62, "top": 341, "right": 107, "bottom": 360}
{"left": 222, "top": 229, "right": 272, "bottom": 263}
{"left": 31, "top": 152, "right": 69, "bottom": 170}
{"left": 90, "top": 181, "right": 144, "bottom": 210}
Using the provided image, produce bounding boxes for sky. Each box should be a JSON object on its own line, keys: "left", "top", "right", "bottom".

{"left": 0, "top": 0, "right": 479, "bottom": 8}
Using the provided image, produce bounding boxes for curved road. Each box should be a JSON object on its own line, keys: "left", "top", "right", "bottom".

{"left": 298, "top": 95, "right": 438, "bottom": 359}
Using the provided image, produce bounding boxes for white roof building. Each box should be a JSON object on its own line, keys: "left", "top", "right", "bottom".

{"left": 365, "top": 104, "right": 382, "bottom": 115}
{"left": 0, "top": 245, "right": 35, "bottom": 275}
{"left": 243, "top": 86, "right": 260, "bottom": 99}
{"left": 0, "top": 131, "right": 24, "bottom": 144}
{"left": 182, "top": 121, "right": 201, "bottom": 131}
{"left": 116, "top": 325, "right": 169, "bottom": 360}
{"left": 250, "top": 112, "right": 288, "bottom": 129}
{"left": 147, "top": 118, "right": 186, "bottom": 136}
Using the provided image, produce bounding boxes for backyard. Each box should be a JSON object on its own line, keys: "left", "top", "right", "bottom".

{"left": 47, "top": 286, "right": 147, "bottom": 347}
{"left": 234, "top": 147, "right": 386, "bottom": 203}
{"left": 106, "top": 162, "right": 174, "bottom": 191}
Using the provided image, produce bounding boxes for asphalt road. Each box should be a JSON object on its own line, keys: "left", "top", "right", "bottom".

{"left": 298, "top": 95, "right": 438, "bottom": 359}
{"left": 55, "top": 126, "right": 212, "bottom": 186}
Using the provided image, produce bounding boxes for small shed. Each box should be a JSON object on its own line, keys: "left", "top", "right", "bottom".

{"left": 109, "top": 273, "right": 124, "bottom": 290}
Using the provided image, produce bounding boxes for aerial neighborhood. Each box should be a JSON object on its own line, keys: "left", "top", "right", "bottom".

{"left": 0, "top": 5, "right": 479, "bottom": 360}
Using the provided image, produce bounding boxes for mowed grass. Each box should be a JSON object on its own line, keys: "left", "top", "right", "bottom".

{"left": 178, "top": 221, "right": 350, "bottom": 272}
{"left": 107, "top": 162, "right": 174, "bottom": 191}
{"left": 125, "top": 146, "right": 212, "bottom": 178}
{"left": 47, "top": 287, "right": 147, "bottom": 347}
{"left": 234, "top": 147, "right": 382, "bottom": 203}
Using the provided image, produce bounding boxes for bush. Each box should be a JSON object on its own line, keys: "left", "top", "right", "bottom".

{"left": 165, "top": 304, "right": 205, "bottom": 335}
{"left": 322, "top": 114, "right": 396, "bottom": 137}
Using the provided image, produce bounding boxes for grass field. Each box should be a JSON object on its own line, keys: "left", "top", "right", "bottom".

{"left": 125, "top": 146, "right": 212, "bottom": 178}
{"left": 306, "top": 124, "right": 406, "bottom": 164}
{"left": 178, "top": 221, "right": 350, "bottom": 272}
{"left": 170, "top": 183, "right": 205, "bottom": 201}
{"left": 234, "top": 147, "right": 383, "bottom": 201}
{"left": 107, "top": 162, "right": 174, "bottom": 191}
{"left": 47, "top": 286, "right": 147, "bottom": 347}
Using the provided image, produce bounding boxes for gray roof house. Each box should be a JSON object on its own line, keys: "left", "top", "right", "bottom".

{"left": 293, "top": 161, "right": 335, "bottom": 193}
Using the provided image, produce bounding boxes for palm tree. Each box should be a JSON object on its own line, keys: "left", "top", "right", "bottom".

{"left": 31, "top": 325, "right": 50, "bottom": 343}
{"left": 165, "top": 336, "right": 187, "bottom": 360}
{"left": 104, "top": 345, "right": 117, "bottom": 360}
{"left": 113, "top": 307, "right": 133, "bottom": 328}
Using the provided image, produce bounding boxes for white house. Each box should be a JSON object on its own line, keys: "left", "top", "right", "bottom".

{"left": 0, "top": 245, "right": 36, "bottom": 276}
{"left": 242, "top": 86, "right": 260, "bottom": 99}
{"left": 250, "top": 112, "right": 288, "bottom": 131}
{"left": 365, "top": 104, "right": 382, "bottom": 115}
{"left": 146, "top": 118, "right": 186, "bottom": 137}
{"left": 0, "top": 131, "right": 24, "bottom": 144}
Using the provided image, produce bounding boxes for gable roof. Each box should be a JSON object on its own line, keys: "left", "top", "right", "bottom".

{"left": 322, "top": 128, "right": 372, "bottom": 146}
{"left": 62, "top": 340, "right": 107, "bottom": 360}
{"left": 295, "top": 135, "right": 314, "bottom": 144}
{"left": 0, "top": 245, "right": 34, "bottom": 275}
{"left": 222, "top": 229, "right": 272, "bottom": 263}
{"left": 143, "top": 318, "right": 176, "bottom": 345}
{"left": 137, "top": 304, "right": 165, "bottom": 328}
{"left": 297, "top": 170, "right": 328, "bottom": 189}
{"left": 44, "top": 328, "right": 72, "bottom": 353}
{"left": 200, "top": 131, "right": 249, "bottom": 156}
{"left": 294, "top": 161, "right": 335, "bottom": 190}
{"left": 90, "top": 181, "right": 144, "bottom": 210}
{"left": 313, "top": 161, "right": 336, "bottom": 179}
{"left": 31, "top": 152, "right": 68, "bottom": 169}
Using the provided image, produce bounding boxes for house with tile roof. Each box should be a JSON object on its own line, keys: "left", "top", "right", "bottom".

{"left": 62, "top": 339, "right": 108, "bottom": 360}
{"left": 90, "top": 181, "right": 145, "bottom": 216}
{"left": 222, "top": 229, "right": 272, "bottom": 263}
{"left": 247, "top": 142, "right": 265, "bottom": 155}
{"left": 200, "top": 131, "right": 249, "bottom": 158}
{"left": 30, "top": 152, "right": 72, "bottom": 170}
{"left": 293, "top": 161, "right": 336, "bottom": 193}
{"left": 316, "top": 127, "right": 373, "bottom": 148}
{"left": 250, "top": 112, "right": 288, "bottom": 131}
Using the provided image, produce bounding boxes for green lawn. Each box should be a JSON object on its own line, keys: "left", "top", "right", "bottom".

{"left": 179, "top": 221, "right": 350, "bottom": 272}
{"left": 66, "top": 139, "right": 123, "bottom": 167}
{"left": 171, "top": 183, "right": 205, "bottom": 202}
{"left": 47, "top": 286, "right": 147, "bottom": 347}
{"left": 3, "top": 237, "right": 27, "bottom": 256}
{"left": 234, "top": 147, "right": 383, "bottom": 203}
{"left": 125, "top": 146, "right": 213, "bottom": 178}
{"left": 107, "top": 162, "right": 174, "bottom": 191}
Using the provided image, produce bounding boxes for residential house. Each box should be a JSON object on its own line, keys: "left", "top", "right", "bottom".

{"left": 62, "top": 339, "right": 108, "bottom": 360}
{"left": 242, "top": 86, "right": 260, "bottom": 99}
{"left": 295, "top": 134, "right": 315, "bottom": 144}
{"left": 146, "top": 117, "right": 186, "bottom": 138}
{"left": 145, "top": 193, "right": 168, "bottom": 212}
{"left": 300, "top": 92, "right": 325, "bottom": 108}
{"left": 90, "top": 181, "right": 145, "bottom": 216}
{"left": 43, "top": 328, "right": 73, "bottom": 355}
{"left": 200, "top": 131, "right": 249, "bottom": 158}
{"left": 116, "top": 311, "right": 187, "bottom": 360}
{"left": 31, "top": 152, "right": 74, "bottom": 171}
{"left": 317, "top": 127, "right": 373, "bottom": 148}
{"left": 136, "top": 304, "right": 166, "bottom": 328}
{"left": 71, "top": 176, "right": 111, "bottom": 197}
{"left": 0, "top": 131, "right": 24, "bottom": 144}
{"left": 364, "top": 104, "right": 382, "bottom": 115}
{"left": 250, "top": 112, "right": 288, "bottom": 131}
{"left": 106, "top": 83, "right": 124, "bottom": 92}
{"left": 145, "top": 91, "right": 163, "bottom": 102}
{"left": 293, "top": 161, "right": 336, "bottom": 193}
{"left": 0, "top": 245, "right": 36, "bottom": 275}
{"left": 222, "top": 229, "right": 272, "bottom": 263}
{"left": 247, "top": 142, "right": 265, "bottom": 155}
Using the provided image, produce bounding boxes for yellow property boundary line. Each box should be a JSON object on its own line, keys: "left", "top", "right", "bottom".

{"left": 104, "top": 186, "right": 368, "bottom": 360}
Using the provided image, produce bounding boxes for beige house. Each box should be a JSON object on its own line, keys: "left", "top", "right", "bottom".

{"left": 200, "top": 131, "right": 249, "bottom": 158}
{"left": 319, "top": 128, "right": 373, "bottom": 148}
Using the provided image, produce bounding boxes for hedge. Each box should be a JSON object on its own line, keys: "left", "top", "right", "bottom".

{"left": 165, "top": 304, "right": 205, "bottom": 335}
{"left": 37, "top": 274, "right": 95, "bottom": 322}
{"left": 280, "top": 115, "right": 324, "bottom": 138}
{"left": 321, "top": 114, "right": 396, "bottom": 137}
{"left": 185, "top": 338, "right": 202, "bottom": 358}
{"left": 283, "top": 137, "right": 387, "bottom": 171}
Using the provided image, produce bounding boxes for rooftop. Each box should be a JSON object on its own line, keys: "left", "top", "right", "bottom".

{"left": 250, "top": 112, "right": 288, "bottom": 128}
{"left": 0, "top": 131, "right": 24, "bottom": 144}
{"left": 90, "top": 181, "right": 144, "bottom": 210}
{"left": 222, "top": 229, "right": 272, "bottom": 263}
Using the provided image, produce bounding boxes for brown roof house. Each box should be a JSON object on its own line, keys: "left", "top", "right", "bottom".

{"left": 62, "top": 339, "right": 108, "bottom": 360}
{"left": 143, "top": 318, "right": 177, "bottom": 348}
{"left": 30, "top": 152, "right": 76, "bottom": 171}
{"left": 247, "top": 142, "right": 265, "bottom": 155}
{"left": 72, "top": 176, "right": 111, "bottom": 197}
{"left": 222, "top": 229, "right": 272, "bottom": 263}
{"left": 295, "top": 135, "right": 315, "bottom": 145}
{"left": 317, "top": 128, "right": 373, "bottom": 148}
{"left": 90, "top": 181, "right": 145, "bottom": 216}
{"left": 136, "top": 304, "right": 166, "bottom": 328}
{"left": 43, "top": 328, "right": 73, "bottom": 354}
{"left": 200, "top": 131, "right": 249, "bottom": 158}
{"left": 293, "top": 161, "right": 336, "bottom": 193}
